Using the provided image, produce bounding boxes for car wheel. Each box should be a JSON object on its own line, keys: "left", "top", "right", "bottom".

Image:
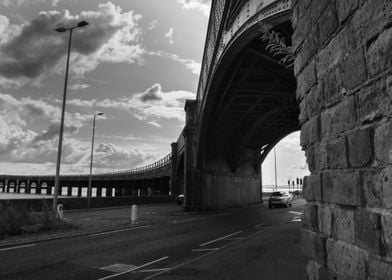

{"left": 285, "top": 201, "right": 288, "bottom": 208}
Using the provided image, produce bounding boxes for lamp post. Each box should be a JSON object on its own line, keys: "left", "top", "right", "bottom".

{"left": 88, "top": 112, "right": 104, "bottom": 209}
{"left": 53, "top": 20, "right": 89, "bottom": 212}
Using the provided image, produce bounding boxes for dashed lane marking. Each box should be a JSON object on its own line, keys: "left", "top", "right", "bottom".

{"left": 97, "top": 256, "right": 168, "bottom": 280}
{"left": 192, "top": 248, "right": 220, "bottom": 252}
{"left": 199, "top": 231, "right": 242, "bottom": 247}
{"left": 254, "top": 223, "right": 269, "bottom": 228}
{"left": 135, "top": 268, "right": 170, "bottom": 273}
{"left": 172, "top": 217, "right": 206, "bottom": 224}
{"left": 0, "top": 244, "right": 36, "bottom": 252}
{"left": 89, "top": 225, "right": 151, "bottom": 237}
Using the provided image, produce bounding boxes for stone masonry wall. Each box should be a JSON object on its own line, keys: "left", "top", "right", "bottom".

{"left": 293, "top": 0, "right": 392, "bottom": 278}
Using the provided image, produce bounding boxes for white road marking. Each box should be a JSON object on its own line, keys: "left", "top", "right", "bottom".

{"left": 192, "top": 248, "right": 220, "bottom": 252}
{"left": 100, "top": 263, "right": 137, "bottom": 273}
{"left": 0, "top": 244, "right": 36, "bottom": 252}
{"left": 89, "top": 225, "right": 151, "bottom": 237}
{"left": 224, "top": 237, "right": 245, "bottom": 241}
{"left": 289, "top": 211, "right": 303, "bottom": 215}
{"left": 254, "top": 223, "right": 269, "bottom": 228}
{"left": 97, "top": 256, "right": 168, "bottom": 280}
{"left": 172, "top": 217, "right": 206, "bottom": 224}
{"left": 291, "top": 217, "right": 302, "bottom": 222}
{"left": 145, "top": 225, "right": 286, "bottom": 280}
{"left": 136, "top": 268, "right": 170, "bottom": 273}
{"left": 199, "top": 231, "right": 242, "bottom": 247}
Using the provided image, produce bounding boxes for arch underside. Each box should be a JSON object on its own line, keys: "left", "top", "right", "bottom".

{"left": 201, "top": 20, "right": 299, "bottom": 172}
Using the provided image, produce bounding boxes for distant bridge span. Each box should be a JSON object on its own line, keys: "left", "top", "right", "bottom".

{"left": 0, "top": 154, "right": 171, "bottom": 197}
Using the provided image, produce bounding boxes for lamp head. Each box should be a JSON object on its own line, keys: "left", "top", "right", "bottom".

{"left": 96, "top": 112, "right": 104, "bottom": 116}
{"left": 55, "top": 27, "right": 67, "bottom": 32}
{"left": 77, "top": 21, "right": 89, "bottom": 28}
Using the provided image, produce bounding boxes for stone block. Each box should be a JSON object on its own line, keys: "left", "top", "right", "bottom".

{"left": 321, "top": 96, "right": 356, "bottom": 138}
{"left": 381, "top": 213, "right": 392, "bottom": 258}
{"left": 300, "top": 115, "right": 320, "bottom": 148}
{"left": 327, "top": 137, "right": 347, "bottom": 169}
{"left": 333, "top": 206, "right": 355, "bottom": 244}
{"left": 322, "top": 170, "right": 362, "bottom": 206}
{"left": 348, "top": 128, "right": 372, "bottom": 168}
{"left": 374, "top": 122, "right": 392, "bottom": 165}
{"left": 306, "top": 260, "right": 335, "bottom": 280}
{"left": 367, "top": 27, "right": 392, "bottom": 77}
{"left": 326, "top": 239, "right": 367, "bottom": 280}
{"left": 364, "top": 167, "right": 392, "bottom": 209}
{"left": 352, "top": 0, "right": 392, "bottom": 46}
{"left": 293, "top": 13, "right": 311, "bottom": 53}
{"left": 298, "top": 98, "right": 308, "bottom": 125}
{"left": 318, "top": 3, "right": 338, "bottom": 47}
{"left": 368, "top": 258, "right": 392, "bottom": 280}
{"left": 314, "top": 142, "right": 328, "bottom": 171}
{"left": 304, "top": 145, "right": 316, "bottom": 172}
{"left": 303, "top": 174, "right": 322, "bottom": 202}
{"left": 354, "top": 209, "right": 381, "bottom": 254}
{"left": 303, "top": 203, "right": 319, "bottom": 232}
{"left": 356, "top": 78, "right": 387, "bottom": 124}
{"left": 323, "top": 67, "right": 343, "bottom": 106}
{"left": 318, "top": 204, "right": 332, "bottom": 237}
{"left": 362, "top": 170, "right": 382, "bottom": 208}
{"left": 310, "top": 0, "right": 331, "bottom": 25}
{"left": 306, "top": 83, "right": 324, "bottom": 118}
{"left": 341, "top": 47, "right": 367, "bottom": 90}
{"left": 302, "top": 229, "right": 326, "bottom": 265}
{"left": 317, "top": 24, "right": 357, "bottom": 81}
{"left": 297, "top": 60, "right": 317, "bottom": 100}
{"left": 336, "top": 0, "right": 359, "bottom": 24}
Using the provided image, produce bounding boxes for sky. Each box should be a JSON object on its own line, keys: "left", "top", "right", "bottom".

{"left": 0, "top": 0, "right": 308, "bottom": 184}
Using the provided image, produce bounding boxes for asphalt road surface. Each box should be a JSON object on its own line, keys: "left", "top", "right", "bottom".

{"left": 0, "top": 199, "right": 306, "bottom": 280}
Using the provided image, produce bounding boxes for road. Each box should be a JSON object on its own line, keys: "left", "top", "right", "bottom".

{"left": 0, "top": 199, "right": 306, "bottom": 280}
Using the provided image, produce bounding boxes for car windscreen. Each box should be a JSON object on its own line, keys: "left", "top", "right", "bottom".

{"left": 271, "top": 192, "right": 283, "bottom": 196}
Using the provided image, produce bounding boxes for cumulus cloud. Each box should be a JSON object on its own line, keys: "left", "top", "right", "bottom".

{"left": 147, "top": 121, "right": 161, "bottom": 127}
{"left": 149, "top": 50, "right": 201, "bottom": 75}
{"left": 97, "top": 83, "right": 195, "bottom": 121}
{"left": 93, "top": 143, "right": 157, "bottom": 169}
{"left": 177, "top": 0, "right": 211, "bottom": 16}
{"left": 69, "top": 83, "right": 90, "bottom": 91}
{"left": 0, "top": 2, "right": 144, "bottom": 88}
{"left": 164, "top": 27, "right": 174, "bottom": 44}
{"left": 147, "top": 20, "right": 158, "bottom": 31}
{"left": 0, "top": 92, "right": 92, "bottom": 168}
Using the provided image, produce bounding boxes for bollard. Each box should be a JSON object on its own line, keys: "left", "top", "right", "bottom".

{"left": 131, "top": 204, "right": 138, "bottom": 224}
{"left": 57, "top": 204, "right": 64, "bottom": 220}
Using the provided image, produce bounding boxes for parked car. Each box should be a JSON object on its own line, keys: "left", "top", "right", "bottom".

{"left": 268, "top": 191, "right": 293, "bottom": 208}
{"left": 175, "top": 194, "right": 184, "bottom": 205}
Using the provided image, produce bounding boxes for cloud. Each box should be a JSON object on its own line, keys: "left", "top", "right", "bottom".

{"left": 101, "top": 83, "right": 196, "bottom": 121}
{"left": 164, "top": 27, "right": 174, "bottom": 44}
{"left": 0, "top": 2, "right": 144, "bottom": 88}
{"left": 68, "top": 83, "right": 195, "bottom": 122}
{"left": 177, "top": 0, "right": 211, "bottom": 16}
{"left": 69, "top": 83, "right": 90, "bottom": 91}
{"left": 0, "top": 0, "right": 60, "bottom": 8}
{"left": 149, "top": 50, "right": 201, "bottom": 75}
{"left": 147, "top": 20, "right": 158, "bottom": 31}
{"left": 139, "top": 83, "right": 162, "bottom": 102}
{"left": 147, "top": 121, "right": 161, "bottom": 127}
{"left": 93, "top": 143, "right": 158, "bottom": 170}
{"left": 0, "top": 92, "right": 92, "bottom": 167}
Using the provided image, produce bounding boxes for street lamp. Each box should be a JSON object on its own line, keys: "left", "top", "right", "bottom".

{"left": 88, "top": 112, "right": 104, "bottom": 209}
{"left": 53, "top": 20, "right": 89, "bottom": 212}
